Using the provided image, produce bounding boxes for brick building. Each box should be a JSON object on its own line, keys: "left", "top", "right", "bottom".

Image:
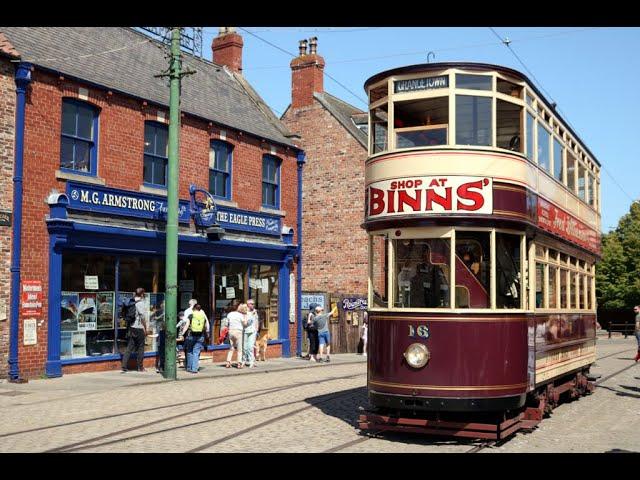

{"left": 0, "top": 34, "right": 19, "bottom": 377}
{"left": 281, "top": 39, "right": 368, "bottom": 352}
{"left": 0, "top": 27, "right": 305, "bottom": 379}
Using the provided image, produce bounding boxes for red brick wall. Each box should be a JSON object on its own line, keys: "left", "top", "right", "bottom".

{"left": 16, "top": 68, "right": 299, "bottom": 378}
{"left": 0, "top": 59, "right": 15, "bottom": 377}
{"left": 282, "top": 101, "right": 368, "bottom": 297}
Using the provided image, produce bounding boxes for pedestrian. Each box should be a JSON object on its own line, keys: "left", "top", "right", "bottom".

{"left": 184, "top": 298, "right": 197, "bottom": 327}
{"left": 121, "top": 288, "right": 149, "bottom": 372}
{"left": 634, "top": 305, "right": 640, "bottom": 362}
{"left": 243, "top": 299, "right": 259, "bottom": 368}
{"left": 225, "top": 303, "right": 246, "bottom": 368}
{"left": 176, "top": 310, "right": 187, "bottom": 367}
{"left": 361, "top": 313, "right": 368, "bottom": 357}
{"left": 181, "top": 303, "right": 210, "bottom": 374}
{"left": 306, "top": 303, "right": 319, "bottom": 362}
{"left": 315, "top": 304, "right": 338, "bottom": 363}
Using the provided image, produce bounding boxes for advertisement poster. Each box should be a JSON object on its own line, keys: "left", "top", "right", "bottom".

{"left": 117, "top": 292, "right": 134, "bottom": 328}
{"left": 61, "top": 292, "right": 79, "bottom": 332}
{"left": 21, "top": 280, "right": 43, "bottom": 317}
{"left": 84, "top": 275, "right": 99, "bottom": 290}
{"left": 61, "top": 332, "right": 72, "bottom": 359}
{"left": 96, "top": 292, "right": 115, "bottom": 330}
{"left": 78, "top": 293, "right": 97, "bottom": 331}
{"left": 23, "top": 318, "right": 37, "bottom": 345}
{"left": 72, "top": 332, "right": 86, "bottom": 358}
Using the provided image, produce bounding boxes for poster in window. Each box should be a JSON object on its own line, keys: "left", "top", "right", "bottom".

{"left": 72, "top": 331, "right": 86, "bottom": 358}
{"left": 96, "top": 292, "right": 115, "bottom": 330}
{"left": 116, "top": 292, "right": 134, "bottom": 328}
{"left": 61, "top": 292, "right": 79, "bottom": 332}
{"left": 78, "top": 293, "right": 97, "bottom": 331}
{"left": 61, "top": 332, "right": 72, "bottom": 359}
{"left": 180, "top": 291, "right": 192, "bottom": 310}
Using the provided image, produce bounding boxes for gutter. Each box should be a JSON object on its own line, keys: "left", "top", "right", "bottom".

{"left": 295, "top": 150, "right": 306, "bottom": 356}
{"left": 8, "top": 62, "right": 31, "bottom": 382}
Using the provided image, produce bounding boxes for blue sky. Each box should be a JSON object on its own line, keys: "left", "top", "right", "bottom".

{"left": 199, "top": 27, "right": 640, "bottom": 233}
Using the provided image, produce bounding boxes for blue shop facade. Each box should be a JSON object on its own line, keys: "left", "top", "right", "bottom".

{"left": 44, "top": 182, "right": 300, "bottom": 376}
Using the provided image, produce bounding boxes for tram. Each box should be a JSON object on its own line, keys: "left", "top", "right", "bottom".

{"left": 359, "top": 63, "right": 601, "bottom": 440}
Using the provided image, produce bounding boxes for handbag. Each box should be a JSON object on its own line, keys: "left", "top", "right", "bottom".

{"left": 218, "top": 326, "right": 229, "bottom": 344}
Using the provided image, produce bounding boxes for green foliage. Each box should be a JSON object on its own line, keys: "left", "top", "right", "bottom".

{"left": 597, "top": 202, "right": 640, "bottom": 308}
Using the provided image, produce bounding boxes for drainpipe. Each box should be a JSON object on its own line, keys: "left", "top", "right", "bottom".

{"left": 295, "top": 150, "right": 306, "bottom": 356}
{"left": 8, "top": 62, "right": 32, "bottom": 382}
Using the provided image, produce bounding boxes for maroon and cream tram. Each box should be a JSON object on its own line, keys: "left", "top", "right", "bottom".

{"left": 359, "top": 63, "right": 601, "bottom": 440}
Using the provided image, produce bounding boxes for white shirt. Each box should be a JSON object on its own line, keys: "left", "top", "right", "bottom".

{"left": 245, "top": 309, "right": 259, "bottom": 334}
{"left": 226, "top": 311, "right": 245, "bottom": 331}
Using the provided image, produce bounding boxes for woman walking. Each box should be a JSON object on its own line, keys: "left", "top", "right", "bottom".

{"left": 225, "top": 303, "right": 246, "bottom": 368}
{"left": 242, "top": 299, "right": 259, "bottom": 368}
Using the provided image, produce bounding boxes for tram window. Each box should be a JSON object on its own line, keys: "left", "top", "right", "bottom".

{"left": 496, "top": 99, "right": 522, "bottom": 152}
{"left": 560, "top": 253, "right": 569, "bottom": 265}
{"left": 548, "top": 249, "right": 558, "bottom": 262}
{"left": 566, "top": 152, "right": 576, "bottom": 191}
{"left": 588, "top": 174, "right": 595, "bottom": 207}
{"left": 369, "top": 84, "right": 387, "bottom": 103}
{"left": 535, "top": 263, "right": 545, "bottom": 308}
{"left": 394, "top": 97, "right": 448, "bottom": 148}
{"left": 371, "top": 234, "right": 388, "bottom": 308}
{"left": 535, "top": 245, "right": 545, "bottom": 259}
{"left": 560, "top": 269, "right": 568, "bottom": 309}
{"left": 577, "top": 163, "right": 586, "bottom": 200}
{"left": 537, "top": 123, "right": 551, "bottom": 172}
{"left": 497, "top": 78, "right": 523, "bottom": 98}
{"left": 526, "top": 93, "right": 533, "bottom": 107}
{"left": 496, "top": 233, "right": 522, "bottom": 309}
{"left": 370, "top": 105, "right": 388, "bottom": 154}
{"left": 455, "top": 232, "right": 490, "bottom": 308}
{"left": 526, "top": 112, "right": 535, "bottom": 162}
{"left": 586, "top": 276, "right": 592, "bottom": 310}
{"left": 549, "top": 265, "right": 558, "bottom": 308}
{"left": 394, "top": 239, "right": 450, "bottom": 308}
{"left": 456, "top": 74, "right": 492, "bottom": 91}
{"left": 553, "top": 138, "right": 564, "bottom": 182}
{"left": 456, "top": 95, "right": 492, "bottom": 146}
{"left": 572, "top": 272, "right": 579, "bottom": 309}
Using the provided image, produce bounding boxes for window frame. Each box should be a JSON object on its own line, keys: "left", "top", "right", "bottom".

{"left": 209, "top": 140, "right": 233, "bottom": 200}
{"left": 60, "top": 98, "right": 99, "bottom": 176}
{"left": 262, "top": 154, "right": 281, "bottom": 209}
{"left": 143, "top": 121, "right": 169, "bottom": 188}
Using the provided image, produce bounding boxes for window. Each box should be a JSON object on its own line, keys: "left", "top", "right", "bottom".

{"left": 548, "top": 265, "right": 558, "bottom": 308}
{"left": 567, "top": 152, "right": 576, "bottom": 192}
{"left": 525, "top": 93, "right": 533, "bottom": 107}
{"left": 262, "top": 155, "right": 280, "bottom": 208}
{"left": 526, "top": 112, "right": 535, "bottom": 161}
{"left": 143, "top": 122, "right": 168, "bottom": 187}
{"left": 496, "top": 99, "right": 522, "bottom": 152}
{"left": 456, "top": 95, "right": 492, "bottom": 146}
{"left": 371, "top": 234, "right": 388, "bottom": 308}
{"left": 553, "top": 138, "right": 564, "bottom": 181}
{"left": 560, "top": 269, "right": 568, "bottom": 309}
{"left": 588, "top": 174, "right": 595, "bottom": 207}
{"left": 571, "top": 272, "right": 579, "bottom": 309}
{"left": 394, "top": 97, "right": 448, "bottom": 148}
{"left": 60, "top": 99, "right": 98, "bottom": 174}
{"left": 369, "top": 83, "right": 388, "bottom": 103}
{"left": 537, "top": 123, "right": 551, "bottom": 172}
{"left": 577, "top": 162, "right": 586, "bottom": 201}
{"left": 496, "top": 233, "right": 521, "bottom": 308}
{"left": 249, "top": 264, "right": 280, "bottom": 341}
{"left": 456, "top": 74, "right": 492, "bottom": 91}
{"left": 535, "top": 263, "right": 545, "bottom": 308}
{"left": 497, "top": 78, "right": 523, "bottom": 98}
{"left": 371, "top": 104, "right": 388, "bottom": 153}
{"left": 455, "top": 232, "right": 490, "bottom": 308}
{"left": 209, "top": 141, "right": 232, "bottom": 199}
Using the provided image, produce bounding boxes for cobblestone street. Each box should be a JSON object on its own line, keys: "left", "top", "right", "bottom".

{"left": 0, "top": 336, "right": 638, "bottom": 453}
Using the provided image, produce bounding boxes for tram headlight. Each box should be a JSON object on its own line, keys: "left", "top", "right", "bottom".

{"left": 403, "top": 343, "right": 430, "bottom": 368}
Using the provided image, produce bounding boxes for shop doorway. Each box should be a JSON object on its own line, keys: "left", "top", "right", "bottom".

{"left": 178, "top": 258, "right": 212, "bottom": 322}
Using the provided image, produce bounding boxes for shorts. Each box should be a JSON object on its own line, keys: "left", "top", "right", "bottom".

{"left": 318, "top": 330, "right": 331, "bottom": 346}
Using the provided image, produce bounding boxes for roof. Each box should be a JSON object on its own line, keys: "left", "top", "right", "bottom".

{"left": 312, "top": 92, "right": 367, "bottom": 148}
{"left": 0, "top": 32, "right": 19, "bottom": 58}
{"left": 0, "top": 27, "right": 297, "bottom": 148}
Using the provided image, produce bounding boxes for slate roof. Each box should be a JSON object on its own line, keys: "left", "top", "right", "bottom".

{"left": 0, "top": 27, "right": 297, "bottom": 148}
{"left": 312, "top": 92, "right": 367, "bottom": 148}
{"left": 0, "top": 32, "right": 19, "bottom": 58}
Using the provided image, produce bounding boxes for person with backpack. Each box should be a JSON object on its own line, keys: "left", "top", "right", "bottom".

{"left": 121, "top": 288, "right": 149, "bottom": 372}
{"left": 181, "top": 303, "right": 210, "bottom": 374}
{"left": 305, "top": 302, "right": 319, "bottom": 362}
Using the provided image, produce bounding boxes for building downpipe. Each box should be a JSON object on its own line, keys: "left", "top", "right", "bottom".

{"left": 296, "top": 150, "right": 306, "bottom": 356}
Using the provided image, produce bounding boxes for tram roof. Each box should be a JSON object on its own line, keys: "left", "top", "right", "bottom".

{"left": 364, "top": 62, "right": 601, "bottom": 167}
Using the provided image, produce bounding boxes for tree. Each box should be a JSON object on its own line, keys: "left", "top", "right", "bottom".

{"left": 597, "top": 201, "right": 640, "bottom": 308}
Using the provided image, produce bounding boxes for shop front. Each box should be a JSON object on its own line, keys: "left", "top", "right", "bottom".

{"left": 45, "top": 182, "right": 297, "bottom": 377}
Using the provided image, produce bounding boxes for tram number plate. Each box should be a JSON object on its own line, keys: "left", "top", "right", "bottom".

{"left": 408, "top": 325, "right": 430, "bottom": 339}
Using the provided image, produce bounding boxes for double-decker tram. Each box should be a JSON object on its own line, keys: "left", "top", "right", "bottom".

{"left": 359, "top": 63, "right": 601, "bottom": 440}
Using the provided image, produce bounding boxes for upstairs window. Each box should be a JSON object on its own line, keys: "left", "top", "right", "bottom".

{"left": 577, "top": 162, "right": 586, "bottom": 201}
{"left": 60, "top": 99, "right": 98, "bottom": 175}
{"left": 566, "top": 151, "right": 577, "bottom": 192}
{"left": 553, "top": 138, "right": 564, "bottom": 182}
{"left": 456, "top": 95, "right": 492, "bottom": 146}
{"left": 143, "top": 122, "right": 168, "bottom": 187}
{"left": 262, "top": 154, "right": 281, "bottom": 209}
{"left": 526, "top": 112, "right": 535, "bottom": 162}
{"left": 456, "top": 74, "right": 492, "bottom": 91}
{"left": 537, "top": 123, "right": 551, "bottom": 172}
{"left": 209, "top": 141, "right": 233, "bottom": 199}
{"left": 496, "top": 99, "right": 522, "bottom": 152}
{"left": 394, "top": 97, "right": 448, "bottom": 148}
{"left": 588, "top": 173, "right": 595, "bottom": 207}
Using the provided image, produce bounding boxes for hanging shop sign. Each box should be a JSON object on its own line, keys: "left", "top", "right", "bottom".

{"left": 215, "top": 206, "right": 281, "bottom": 237}
{"left": 341, "top": 298, "right": 368, "bottom": 310}
{"left": 367, "top": 176, "right": 493, "bottom": 220}
{"left": 21, "top": 280, "right": 43, "bottom": 317}
{"left": 0, "top": 211, "right": 11, "bottom": 226}
{"left": 66, "top": 182, "right": 191, "bottom": 223}
{"left": 537, "top": 197, "right": 600, "bottom": 254}
{"left": 394, "top": 75, "right": 449, "bottom": 94}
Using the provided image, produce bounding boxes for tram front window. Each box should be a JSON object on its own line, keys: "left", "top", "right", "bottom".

{"left": 455, "top": 232, "right": 490, "bottom": 308}
{"left": 371, "top": 234, "right": 388, "bottom": 308}
{"left": 394, "top": 97, "right": 448, "bottom": 148}
{"left": 394, "top": 239, "right": 450, "bottom": 308}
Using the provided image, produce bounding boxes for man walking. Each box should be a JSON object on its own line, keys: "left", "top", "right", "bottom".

{"left": 314, "top": 304, "right": 338, "bottom": 363}
{"left": 121, "top": 288, "right": 149, "bottom": 372}
{"left": 181, "top": 303, "right": 210, "bottom": 374}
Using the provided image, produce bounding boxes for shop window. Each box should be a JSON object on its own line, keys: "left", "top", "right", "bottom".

{"left": 143, "top": 121, "right": 168, "bottom": 187}
{"left": 535, "top": 263, "right": 545, "bottom": 308}
{"left": 496, "top": 99, "right": 522, "bottom": 152}
{"left": 60, "top": 98, "right": 98, "bottom": 175}
{"left": 526, "top": 112, "right": 535, "bottom": 162}
{"left": 548, "top": 266, "right": 558, "bottom": 309}
{"left": 560, "top": 269, "right": 568, "bottom": 309}
{"left": 262, "top": 155, "right": 281, "bottom": 209}
{"left": 370, "top": 104, "right": 388, "bottom": 153}
{"left": 537, "top": 123, "right": 551, "bottom": 173}
{"left": 394, "top": 97, "right": 448, "bottom": 148}
{"left": 249, "top": 264, "right": 279, "bottom": 341}
{"left": 553, "top": 138, "right": 564, "bottom": 182}
{"left": 577, "top": 162, "right": 586, "bottom": 201}
{"left": 394, "top": 238, "right": 450, "bottom": 308}
{"left": 61, "top": 253, "right": 116, "bottom": 359}
{"left": 455, "top": 232, "right": 490, "bottom": 308}
{"left": 567, "top": 152, "right": 577, "bottom": 192}
{"left": 496, "top": 233, "right": 521, "bottom": 308}
{"left": 497, "top": 78, "right": 523, "bottom": 98}
{"left": 456, "top": 95, "right": 492, "bottom": 146}
{"left": 213, "top": 263, "right": 248, "bottom": 341}
{"left": 456, "top": 74, "right": 492, "bottom": 91}
{"left": 371, "top": 234, "right": 388, "bottom": 308}
{"left": 209, "top": 140, "right": 233, "bottom": 200}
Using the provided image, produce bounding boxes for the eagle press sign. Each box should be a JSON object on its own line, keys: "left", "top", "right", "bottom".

{"left": 366, "top": 176, "right": 493, "bottom": 220}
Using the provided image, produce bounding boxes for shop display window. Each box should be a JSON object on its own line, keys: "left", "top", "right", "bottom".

{"left": 213, "top": 263, "right": 248, "bottom": 342}
{"left": 249, "top": 264, "right": 279, "bottom": 340}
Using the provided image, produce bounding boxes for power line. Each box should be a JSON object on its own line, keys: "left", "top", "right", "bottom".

{"left": 240, "top": 27, "right": 383, "bottom": 34}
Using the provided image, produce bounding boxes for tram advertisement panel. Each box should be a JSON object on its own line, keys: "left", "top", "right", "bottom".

{"left": 537, "top": 198, "right": 600, "bottom": 254}
{"left": 367, "top": 176, "right": 493, "bottom": 220}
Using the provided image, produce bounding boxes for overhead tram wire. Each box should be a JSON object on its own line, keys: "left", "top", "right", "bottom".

{"left": 488, "top": 27, "right": 637, "bottom": 205}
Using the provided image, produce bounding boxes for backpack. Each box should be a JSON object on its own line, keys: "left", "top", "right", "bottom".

{"left": 190, "top": 310, "right": 206, "bottom": 333}
{"left": 121, "top": 298, "right": 138, "bottom": 328}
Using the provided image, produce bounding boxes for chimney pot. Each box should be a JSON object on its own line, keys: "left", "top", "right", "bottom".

{"left": 298, "top": 39, "right": 308, "bottom": 56}
{"left": 309, "top": 37, "right": 318, "bottom": 55}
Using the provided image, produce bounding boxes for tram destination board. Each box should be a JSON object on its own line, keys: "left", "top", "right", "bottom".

{"left": 394, "top": 75, "right": 449, "bottom": 93}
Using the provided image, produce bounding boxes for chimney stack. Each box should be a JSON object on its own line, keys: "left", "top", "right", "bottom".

{"left": 290, "top": 37, "right": 325, "bottom": 109}
{"left": 212, "top": 27, "right": 243, "bottom": 74}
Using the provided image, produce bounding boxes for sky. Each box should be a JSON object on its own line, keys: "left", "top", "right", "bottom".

{"left": 198, "top": 27, "right": 640, "bottom": 233}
